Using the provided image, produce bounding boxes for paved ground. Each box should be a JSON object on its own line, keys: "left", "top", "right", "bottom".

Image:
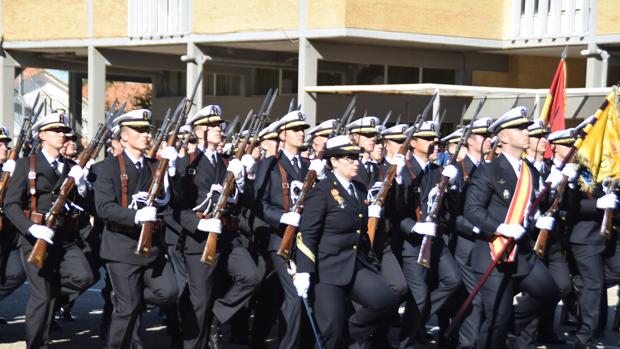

{"left": 0, "top": 272, "right": 619, "bottom": 348}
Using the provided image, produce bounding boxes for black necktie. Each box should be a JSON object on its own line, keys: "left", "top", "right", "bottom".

{"left": 423, "top": 164, "right": 429, "bottom": 174}
{"left": 365, "top": 162, "right": 372, "bottom": 174}
{"left": 292, "top": 157, "right": 300, "bottom": 175}
{"left": 51, "top": 160, "right": 60, "bottom": 176}
{"left": 211, "top": 154, "right": 217, "bottom": 167}
{"left": 135, "top": 161, "right": 142, "bottom": 175}
{"left": 348, "top": 183, "right": 357, "bottom": 200}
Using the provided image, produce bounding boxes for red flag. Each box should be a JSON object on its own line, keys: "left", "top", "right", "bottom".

{"left": 538, "top": 49, "right": 567, "bottom": 157}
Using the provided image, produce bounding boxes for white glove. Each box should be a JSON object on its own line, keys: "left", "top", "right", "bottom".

{"left": 28, "top": 224, "right": 54, "bottom": 244}
{"left": 134, "top": 206, "right": 157, "bottom": 224}
{"left": 545, "top": 167, "right": 563, "bottom": 189}
{"left": 561, "top": 163, "right": 578, "bottom": 181}
{"left": 309, "top": 159, "right": 326, "bottom": 179}
{"left": 68, "top": 165, "right": 88, "bottom": 197}
{"left": 241, "top": 154, "right": 257, "bottom": 174}
{"left": 368, "top": 204, "right": 382, "bottom": 218}
{"left": 227, "top": 158, "right": 244, "bottom": 181}
{"left": 496, "top": 223, "right": 525, "bottom": 240}
{"left": 390, "top": 154, "right": 406, "bottom": 177}
{"left": 280, "top": 211, "right": 301, "bottom": 227}
{"left": 413, "top": 222, "right": 437, "bottom": 237}
{"left": 197, "top": 218, "right": 222, "bottom": 234}
{"left": 597, "top": 193, "right": 618, "bottom": 209}
{"left": 367, "top": 181, "right": 382, "bottom": 202}
{"left": 442, "top": 164, "right": 458, "bottom": 184}
{"left": 2, "top": 159, "right": 15, "bottom": 176}
{"left": 68, "top": 165, "right": 86, "bottom": 183}
{"left": 222, "top": 143, "right": 233, "bottom": 154}
{"left": 160, "top": 146, "right": 178, "bottom": 162}
{"left": 535, "top": 216, "right": 555, "bottom": 231}
{"left": 84, "top": 159, "right": 95, "bottom": 171}
{"left": 293, "top": 272, "right": 310, "bottom": 298}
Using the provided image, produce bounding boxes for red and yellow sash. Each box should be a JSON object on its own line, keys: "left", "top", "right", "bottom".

{"left": 489, "top": 157, "right": 532, "bottom": 262}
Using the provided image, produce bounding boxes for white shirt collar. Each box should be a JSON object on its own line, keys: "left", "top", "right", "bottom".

{"left": 198, "top": 145, "right": 218, "bottom": 161}
{"left": 41, "top": 148, "right": 60, "bottom": 165}
{"left": 282, "top": 148, "right": 299, "bottom": 164}
{"left": 466, "top": 153, "right": 481, "bottom": 167}
{"left": 412, "top": 154, "right": 428, "bottom": 171}
{"left": 334, "top": 172, "right": 352, "bottom": 192}
{"left": 502, "top": 151, "right": 522, "bottom": 177}
{"left": 124, "top": 150, "right": 144, "bottom": 166}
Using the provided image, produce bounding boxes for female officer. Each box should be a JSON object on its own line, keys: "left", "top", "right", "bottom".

{"left": 294, "top": 135, "right": 400, "bottom": 349}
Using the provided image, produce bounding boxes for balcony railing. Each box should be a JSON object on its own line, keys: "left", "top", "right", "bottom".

{"left": 511, "top": 0, "right": 592, "bottom": 45}
{"left": 128, "top": 0, "right": 190, "bottom": 39}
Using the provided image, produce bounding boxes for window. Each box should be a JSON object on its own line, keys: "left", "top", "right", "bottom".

{"left": 318, "top": 71, "right": 344, "bottom": 85}
{"left": 387, "top": 66, "right": 420, "bottom": 84}
{"left": 422, "top": 68, "right": 455, "bottom": 84}
{"left": 281, "top": 70, "right": 298, "bottom": 94}
{"left": 204, "top": 73, "right": 215, "bottom": 96}
{"left": 356, "top": 65, "right": 384, "bottom": 85}
{"left": 216, "top": 74, "right": 241, "bottom": 96}
{"left": 253, "top": 68, "right": 278, "bottom": 95}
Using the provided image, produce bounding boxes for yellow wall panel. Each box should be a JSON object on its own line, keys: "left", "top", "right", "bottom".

{"left": 472, "top": 70, "right": 510, "bottom": 87}
{"left": 596, "top": 0, "right": 620, "bottom": 35}
{"left": 3, "top": 0, "right": 87, "bottom": 40}
{"left": 307, "top": 0, "right": 346, "bottom": 29}
{"left": 92, "top": 0, "right": 127, "bottom": 38}
{"left": 192, "top": 0, "right": 299, "bottom": 34}
{"left": 344, "top": 0, "right": 509, "bottom": 40}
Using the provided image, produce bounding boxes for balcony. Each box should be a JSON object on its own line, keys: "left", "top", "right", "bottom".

{"left": 511, "top": 0, "right": 593, "bottom": 46}
{"left": 128, "top": 0, "right": 190, "bottom": 39}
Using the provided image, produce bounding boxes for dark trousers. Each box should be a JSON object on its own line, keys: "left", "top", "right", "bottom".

{"left": 476, "top": 258, "right": 559, "bottom": 349}
{"left": 453, "top": 237, "right": 482, "bottom": 349}
{"left": 571, "top": 241, "right": 620, "bottom": 345}
{"left": 314, "top": 262, "right": 400, "bottom": 349}
{"left": 21, "top": 243, "right": 94, "bottom": 349}
{"left": 182, "top": 245, "right": 260, "bottom": 349}
{"left": 270, "top": 251, "right": 306, "bottom": 349}
{"left": 0, "top": 246, "right": 26, "bottom": 301}
{"left": 249, "top": 253, "right": 282, "bottom": 347}
{"left": 534, "top": 243, "right": 573, "bottom": 337}
{"left": 400, "top": 240, "right": 463, "bottom": 348}
{"left": 104, "top": 257, "right": 177, "bottom": 349}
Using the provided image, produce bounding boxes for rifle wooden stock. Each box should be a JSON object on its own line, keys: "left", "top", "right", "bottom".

{"left": 533, "top": 175, "right": 569, "bottom": 258}
{"left": 367, "top": 162, "right": 399, "bottom": 248}
{"left": 417, "top": 174, "right": 450, "bottom": 268}
{"left": 600, "top": 181, "right": 617, "bottom": 239}
{"left": 201, "top": 172, "right": 236, "bottom": 265}
{"left": 277, "top": 170, "right": 318, "bottom": 260}
{"left": 134, "top": 160, "right": 167, "bottom": 257}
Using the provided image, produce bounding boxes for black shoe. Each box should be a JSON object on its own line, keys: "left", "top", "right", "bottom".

{"left": 50, "top": 316, "right": 63, "bottom": 332}
{"left": 59, "top": 307, "right": 75, "bottom": 321}
{"left": 0, "top": 317, "right": 7, "bottom": 325}
{"left": 208, "top": 323, "right": 223, "bottom": 349}
{"left": 573, "top": 341, "right": 598, "bottom": 349}
{"left": 170, "top": 334, "right": 183, "bottom": 349}
{"left": 536, "top": 332, "right": 566, "bottom": 344}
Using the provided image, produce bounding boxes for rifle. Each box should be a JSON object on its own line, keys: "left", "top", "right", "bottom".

{"left": 418, "top": 97, "right": 486, "bottom": 268}
{"left": 366, "top": 92, "right": 438, "bottom": 248}
{"left": 288, "top": 97, "right": 296, "bottom": 113}
{"left": 0, "top": 97, "right": 44, "bottom": 229}
{"left": 27, "top": 111, "right": 115, "bottom": 268}
{"left": 91, "top": 102, "right": 126, "bottom": 160}
{"left": 445, "top": 90, "right": 614, "bottom": 338}
{"left": 381, "top": 110, "right": 392, "bottom": 128}
{"left": 223, "top": 114, "right": 240, "bottom": 141}
{"left": 600, "top": 178, "right": 617, "bottom": 239}
{"left": 147, "top": 108, "right": 171, "bottom": 158}
{"left": 135, "top": 71, "right": 204, "bottom": 257}
{"left": 276, "top": 95, "right": 357, "bottom": 260}
{"left": 201, "top": 90, "right": 277, "bottom": 265}
{"left": 247, "top": 90, "right": 277, "bottom": 153}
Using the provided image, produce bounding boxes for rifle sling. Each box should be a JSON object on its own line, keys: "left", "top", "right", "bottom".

{"left": 116, "top": 154, "right": 128, "bottom": 208}
{"left": 28, "top": 154, "right": 37, "bottom": 213}
{"left": 278, "top": 162, "right": 290, "bottom": 212}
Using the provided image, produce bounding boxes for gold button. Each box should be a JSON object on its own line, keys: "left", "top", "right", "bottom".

{"left": 356, "top": 229, "right": 361, "bottom": 234}
{"left": 353, "top": 245, "right": 357, "bottom": 250}
{"left": 358, "top": 214, "right": 363, "bottom": 218}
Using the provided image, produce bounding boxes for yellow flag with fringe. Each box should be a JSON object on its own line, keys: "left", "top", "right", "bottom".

{"left": 577, "top": 90, "right": 620, "bottom": 183}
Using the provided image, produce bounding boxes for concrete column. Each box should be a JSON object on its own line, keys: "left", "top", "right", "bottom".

{"left": 185, "top": 42, "right": 207, "bottom": 115}
{"left": 298, "top": 37, "right": 319, "bottom": 126}
{"left": 68, "top": 72, "right": 83, "bottom": 131}
{"left": 0, "top": 53, "right": 16, "bottom": 133}
{"left": 87, "top": 46, "right": 107, "bottom": 139}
